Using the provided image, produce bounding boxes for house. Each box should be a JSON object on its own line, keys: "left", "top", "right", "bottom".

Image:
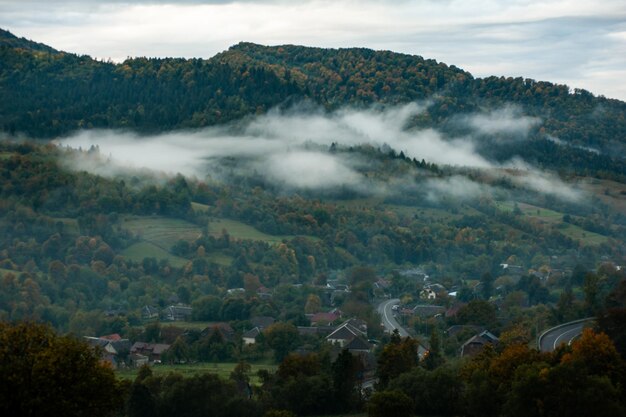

{"left": 345, "top": 335, "right": 372, "bottom": 353}
{"left": 162, "top": 304, "right": 193, "bottom": 321}
{"left": 84, "top": 335, "right": 131, "bottom": 368}
{"left": 417, "top": 343, "right": 429, "bottom": 360}
{"left": 130, "top": 342, "right": 171, "bottom": 363}
{"left": 297, "top": 326, "right": 335, "bottom": 337}
{"left": 420, "top": 288, "right": 436, "bottom": 300}
{"left": 326, "top": 320, "right": 367, "bottom": 347}
{"left": 142, "top": 305, "right": 159, "bottom": 320}
{"left": 425, "top": 283, "right": 447, "bottom": 294}
{"left": 460, "top": 330, "right": 499, "bottom": 357}
{"left": 242, "top": 327, "right": 261, "bottom": 345}
{"left": 345, "top": 318, "right": 368, "bottom": 334}
{"left": 256, "top": 286, "right": 272, "bottom": 299}
{"left": 130, "top": 353, "right": 149, "bottom": 368}
{"left": 201, "top": 322, "right": 235, "bottom": 342}
{"left": 310, "top": 311, "right": 341, "bottom": 326}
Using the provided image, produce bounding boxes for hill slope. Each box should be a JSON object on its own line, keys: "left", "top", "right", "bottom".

{"left": 0, "top": 29, "right": 625, "bottom": 177}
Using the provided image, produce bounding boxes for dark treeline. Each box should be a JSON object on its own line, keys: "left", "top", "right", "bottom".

{"left": 3, "top": 319, "right": 626, "bottom": 417}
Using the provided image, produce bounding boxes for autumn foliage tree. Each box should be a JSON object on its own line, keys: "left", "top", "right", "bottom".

{"left": 0, "top": 321, "right": 123, "bottom": 417}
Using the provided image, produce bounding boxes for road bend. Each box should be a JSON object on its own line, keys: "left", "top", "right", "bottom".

{"left": 376, "top": 298, "right": 410, "bottom": 337}
{"left": 538, "top": 319, "right": 594, "bottom": 352}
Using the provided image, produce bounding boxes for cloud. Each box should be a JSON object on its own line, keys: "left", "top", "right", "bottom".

{"left": 261, "top": 150, "right": 362, "bottom": 189}
{"left": 462, "top": 106, "right": 540, "bottom": 137}
{"left": 424, "top": 175, "right": 494, "bottom": 202}
{"left": 1, "top": 1, "right": 626, "bottom": 100}
{"left": 56, "top": 102, "right": 585, "bottom": 202}
{"left": 503, "top": 158, "right": 584, "bottom": 202}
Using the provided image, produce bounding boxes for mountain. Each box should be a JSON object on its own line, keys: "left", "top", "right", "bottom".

{"left": 0, "top": 29, "right": 625, "bottom": 177}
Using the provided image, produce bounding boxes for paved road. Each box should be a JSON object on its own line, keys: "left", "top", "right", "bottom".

{"left": 538, "top": 319, "right": 593, "bottom": 352}
{"left": 376, "top": 298, "right": 409, "bottom": 337}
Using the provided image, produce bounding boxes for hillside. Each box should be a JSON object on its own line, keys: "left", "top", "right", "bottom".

{"left": 0, "top": 29, "right": 625, "bottom": 178}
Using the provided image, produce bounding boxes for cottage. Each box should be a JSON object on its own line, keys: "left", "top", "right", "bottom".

{"left": 242, "top": 327, "right": 261, "bottom": 345}
{"left": 344, "top": 335, "right": 372, "bottom": 353}
{"left": 84, "top": 335, "right": 130, "bottom": 368}
{"left": 142, "top": 305, "right": 160, "bottom": 320}
{"left": 310, "top": 311, "right": 341, "bottom": 326}
{"left": 326, "top": 320, "right": 367, "bottom": 347}
{"left": 201, "top": 322, "right": 236, "bottom": 342}
{"left": 162, "top": 304, "right": 193, "bottom": 321}
{"left": 420, "top": 288, "right": 436, "bottom": 300}
{"left": 130, "top": 342, "right": 171, "bottom": 363}
{"left": 460, "top": 330, "right": 499, "bottom": 357}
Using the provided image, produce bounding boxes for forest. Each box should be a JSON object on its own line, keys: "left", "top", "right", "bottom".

{"left": 1, "top": 28, "right": 626, "bottom": 417}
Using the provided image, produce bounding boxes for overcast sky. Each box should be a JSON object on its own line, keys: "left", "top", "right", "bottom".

{"left": 1, "top": 0, "right": 626, "bottom": 100}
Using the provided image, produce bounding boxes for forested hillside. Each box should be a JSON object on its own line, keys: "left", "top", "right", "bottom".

{"left": 1, "top": 29, "right": 625, "bottom": 179}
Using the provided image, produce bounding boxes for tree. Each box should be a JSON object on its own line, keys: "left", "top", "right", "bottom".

{"left": 423, "top": 328, "right": 444, "bottom": 370}
{"left": 367, "top": 390, "right": 413, "bottom": 417}
{"left": 598, "top": 277, "right": 626, "bottom": 357}
{"left": 480, "top": 272, "right": 494, "bottom": 300}
{"left": 0, "top": 321, "right": 123, "bottom": 417}
{"left": 583, "top": 272, "right": 600, "bottom": 314}
{"left": 332, "top": 349, "right": 363, "bottom": 412}
{"left": 265, "top": 322, "right": 300, "bottom": 362}
{"left": 456, "top": 300, "right": 498, "bottom": 328}
{"left": 377, "top": 335, "right": 419, "bottom": 388}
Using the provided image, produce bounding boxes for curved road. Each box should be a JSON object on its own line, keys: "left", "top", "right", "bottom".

{"left": 377, "top": 298, "right": 409, "bottom": 337}
{"left": 538, "top": 318, "right": 594, "bottom": 352}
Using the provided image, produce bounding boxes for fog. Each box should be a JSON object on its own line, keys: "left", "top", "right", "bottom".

{"left": 57, "top": 102, "right": 585, "bottom": 202}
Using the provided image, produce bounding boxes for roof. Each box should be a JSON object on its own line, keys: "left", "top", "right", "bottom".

{"left": 327, "top": 322, "right": 364, "bottom": 341}
{"left": 164, "top": 305, "right": 193, "bottom": 314}
{"left": 311, "top": 312, "right": 340, "bottom": 325}
{"left": 297, "top": 326, "right": 334, "bottom": 336}
{"left": 84, "top": 337, "right": 111, "bottom": 349}
{"left": 462, "top": 330, "right": 499, "bottom": 349}
{"left": 131, "top": 342, "right": 171, "bottom": 355}
{"left": 345, "top": 336, "right": 371, "bottom": 351}
{"left": 100, "top": 333, "right": 122, "bottom": 341}
{"left": 242, "top": 327, "right": 261, "bottom": 339}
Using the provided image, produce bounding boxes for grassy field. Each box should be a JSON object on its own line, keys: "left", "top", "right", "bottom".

{"left": 121, "top": 242, "right": 189, "bottom": 268}
{"left": 207, "top": 218, "right": 293, "bottom": 244}
{"left": 122, "top": 216, "right": 203, "bottom": 248}
{"left": 495, "top": 201, "right": 609, "bottom": 245}
{"left": 191, "top": 202, "right": 210, "bottom": 213}
{"left": 117, "top": 362, "right": 277, "bottom": 385}
{"left": 205, "top": 251, "right": 234, "bottom": 266}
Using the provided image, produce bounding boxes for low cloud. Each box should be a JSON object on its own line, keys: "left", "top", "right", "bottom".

{"left": 424, "top": 175, "right": 494, "bottom": 202}
{"left": 57, "top": 102, "right": 584, "bottom": 202}
{"left": 461, "top": 106, "right": 540, "bottom": 138}
{"left": 545, "top": 134, "right": 600, "bottom": 155}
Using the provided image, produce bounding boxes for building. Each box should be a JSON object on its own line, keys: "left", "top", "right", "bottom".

{"left": 326, "top": 320, "right": 367, "bottom": 348}
{"left": 162, "top": 304, "right": 193, "bottom": 321}
{"left": 130, "top": 342, "right": 171, "bottom": 363}
{"left": 242, "top": 327, "right": 261, "bottom": 345}
{"left": 460, "top": 330, "right": 499, "bottom": 357}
